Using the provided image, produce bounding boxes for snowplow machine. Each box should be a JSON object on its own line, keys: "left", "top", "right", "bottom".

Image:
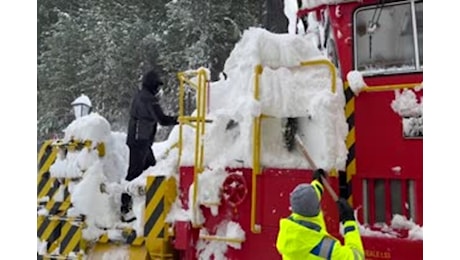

{"left": 37, "top": 1, "right": 422, "bottom": 259}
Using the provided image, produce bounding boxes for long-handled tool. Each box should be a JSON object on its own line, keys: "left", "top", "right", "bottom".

{"left": 294, "top": 134, "right": 338, "bottom": 202}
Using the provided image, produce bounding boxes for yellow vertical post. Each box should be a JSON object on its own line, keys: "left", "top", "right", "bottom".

{"left": 177, "top": 73, "right": 185, "bottom": 164}
{"left": 192, "top": 71, "right": 203, "bottom": 226}
{"left": 251, "top": 64, "right": 263, "bottom": 234}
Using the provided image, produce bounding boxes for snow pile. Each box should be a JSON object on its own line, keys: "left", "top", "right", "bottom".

{"left": 99, "top": 245, "right": 130, "bottom": 260}
{"left": 391, "top": 214, "right": 423, "bottom": 240}
{"left": 62, "top": 112, "right": 111, "bottom": 144}
{"left": 37, "top": 238, "right": 47, "bottom": 255}
{"left": 185, "top": 27, "right": 349, "bottom": 171}
{"left": 355, "top": 214, "right": 423, "bottom": 240}
{"left": 391, "top": 88, "right": 423, "bottom": 117}
{"left": 70, "top": 159, "right": 121, "bottom": 229}
{"left": 50, "top": 113, "right": 128, "bottom": 182}
{"left": 391, "top": 87, "right": 423, "bottom": 137}
{"left": 46, "top": 113, "right": 132, "bottom": 240}
{"left": 347, "top": 70, "right": 367, "bottom": 95}
{"left": 196, "top": 167, "right": 228, "bottom": 211}
{"left": 197, "top": 221, "right": 246, "bottom": 259}
{"left": 185, "top": 167, "right": 229, "bottom": 226}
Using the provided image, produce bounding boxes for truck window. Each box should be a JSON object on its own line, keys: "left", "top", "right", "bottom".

{"left": 354, "top": 1, "right": 423, "bottom": 75}
{"left": 362, "top": 178, "right": 417, "bottom": 224}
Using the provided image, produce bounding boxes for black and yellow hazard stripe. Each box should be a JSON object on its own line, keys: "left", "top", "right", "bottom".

{"left": 58, "top": 179, "right": 72, "bottom": 212}
{"left": 37, "top": 140, "right": 58, "bottom": 199}
{"left": 37, "top": 215, "right": 62, "bottom": 251}
{"left": 339, "top": 82, "right": 356, "bottom": 206}
{"left": 97, "top": 228, "right": 144, "bottom": 245}
{"left": 38, "top": 216, "right": 84, "bottom": 255}
{"left": 44, "top": 180, "right": 68, "bottom": 214}
{"left": 58, "top": 219, "right": 83, "bottom": 256}
{"left": 123, "top": 228, "right": 144, "bottom": 245}
{"left": 38, "top": 140, "right": 56, "bottom": 173}
{"left": 98, "top": 227, "right": 142, "bottom": 245}
{"left": 144, "top": 176, "right": 166, "bottom": 240}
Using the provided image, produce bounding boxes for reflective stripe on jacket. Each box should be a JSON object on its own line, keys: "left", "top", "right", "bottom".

{"left": 276, "top": 180, "right": 364, "bottom": 260}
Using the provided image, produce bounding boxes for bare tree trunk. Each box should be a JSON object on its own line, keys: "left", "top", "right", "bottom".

{"left": 265, "top": 0, "right": 288, "bottom": 33}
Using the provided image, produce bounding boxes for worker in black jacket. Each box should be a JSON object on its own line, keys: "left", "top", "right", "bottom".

{"left": 122, "top": 69, "right": 178, "bottom": 221}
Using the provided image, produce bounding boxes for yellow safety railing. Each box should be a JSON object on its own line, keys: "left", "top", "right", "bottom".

{"left": 200, "top": 234, "right": 245, "bottom": 243}
{"left": 299, "top": 60, "right": 337, "bottom": 94}
{"left": 361, "top": 83, "right": 422, "bottom": 92}
{"left": 251, "top": 59, "right": 337, "bottom": 233}
{"left": 177, "top": 68, "right": 210, "bottom": 227}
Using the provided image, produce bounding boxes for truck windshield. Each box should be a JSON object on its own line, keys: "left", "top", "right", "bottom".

{"left": 354, "top": 1, "right": 423, "bottom": 75}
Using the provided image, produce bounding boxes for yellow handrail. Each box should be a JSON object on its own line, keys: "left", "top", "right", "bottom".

{"left": 177, "top": 68, "right": 210, "bottom": 228}
{"left": 251, "top": 64, "right": 263, "bottom": 234}
{"left": 250, "top": 59, "right": 338, "bottom": 234}
{"left": 200, "top": 235, "right": 245, "bottom": 243}
{"left": 300, "top": 59, "right": 337, "bottom": 94}
{"left": 361, "top": 83, "right": 422, "bottom": 92}
{"left": 177, "top": 72, "right": 185, "bottom": 166}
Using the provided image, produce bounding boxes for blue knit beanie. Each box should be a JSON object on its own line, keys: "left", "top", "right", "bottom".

{"left": 290, "top": 183, "right": 320, "bottom": 217}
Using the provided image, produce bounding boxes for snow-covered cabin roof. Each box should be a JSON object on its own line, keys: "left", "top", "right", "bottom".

{"left": 298, "top": 0, "right": 357, "bottom": 10}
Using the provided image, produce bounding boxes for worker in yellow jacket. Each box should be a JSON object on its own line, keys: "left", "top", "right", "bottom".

{"left": 276, "top": 169, "right": 364, "bottom": 259}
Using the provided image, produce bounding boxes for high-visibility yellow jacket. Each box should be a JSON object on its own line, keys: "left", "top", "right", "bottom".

{"left": 276, "top": 180, "right": 364, "bottom": 260}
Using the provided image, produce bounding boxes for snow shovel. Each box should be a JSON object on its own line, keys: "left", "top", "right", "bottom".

{"left": 294, "top": 134, "right": 339, "bottom": 202}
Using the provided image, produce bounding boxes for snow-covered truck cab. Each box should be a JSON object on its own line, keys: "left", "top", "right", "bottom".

{"left": 296, "top": 0, "right": 423, "bottom": 258}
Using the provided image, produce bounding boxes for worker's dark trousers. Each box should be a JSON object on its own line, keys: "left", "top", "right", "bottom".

{"left": 121, "top": 142, "right": 156, "bottom": 214}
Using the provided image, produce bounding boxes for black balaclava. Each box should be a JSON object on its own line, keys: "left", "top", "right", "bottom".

{"left": 142, "top": 70, "right": 164, "bottom": 95}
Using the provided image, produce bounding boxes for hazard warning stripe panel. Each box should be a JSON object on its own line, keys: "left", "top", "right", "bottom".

{"left": 38, "top": 146, "right": 58, "bottom": 175}
{"left": 37, "top": 172, "right": 51, "bottom": 197}
{"left": 58, "top": 180, "right": 73, "bottom": 212}
{"left": 37, "top": 140, "right": 58, "bottom": 199}
{"left": 144, "top": 176, "right": 166, "bottom": 239}
{"left": 341, "top": 83, "right": 356, "bottom": 205}
{"left": 42, "top": 180, "right": 73, "bottom": 214}
{"left": 37, "top": 216, "right": 62, "bottom": 254}
{"left": 124, "top": 229, "right": 145, "bottom": 245}
{"left": 97, "top": 229, "right": 145, "bottom": 245}
{"left": 37, "top": 216, "right": 61, "bottom": 241}
{"left": 38, "top": 140, "right": 53, "bottom": 169}
{"left": 59, "top": 221, "right": 81, "bottom": 255}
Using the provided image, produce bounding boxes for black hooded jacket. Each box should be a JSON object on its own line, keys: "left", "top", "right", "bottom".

{"left": 126, "top": 70, "right": 178, "bottom": 146}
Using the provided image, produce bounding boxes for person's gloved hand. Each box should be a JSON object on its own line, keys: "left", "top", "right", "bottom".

{"left": 336, "top": 198, "right": 355, "bottom": 223}
{"left": 313, "top": 168, "right": 326, "bottom": 184}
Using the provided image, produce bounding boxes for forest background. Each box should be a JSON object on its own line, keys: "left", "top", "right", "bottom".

{"left": 37, "top": 0, "right": 289, "bottom": 143}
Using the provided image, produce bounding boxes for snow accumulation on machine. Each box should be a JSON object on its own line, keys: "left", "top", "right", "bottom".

{"left": 37, "top": 0, "right": 423, "bottom": 259}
